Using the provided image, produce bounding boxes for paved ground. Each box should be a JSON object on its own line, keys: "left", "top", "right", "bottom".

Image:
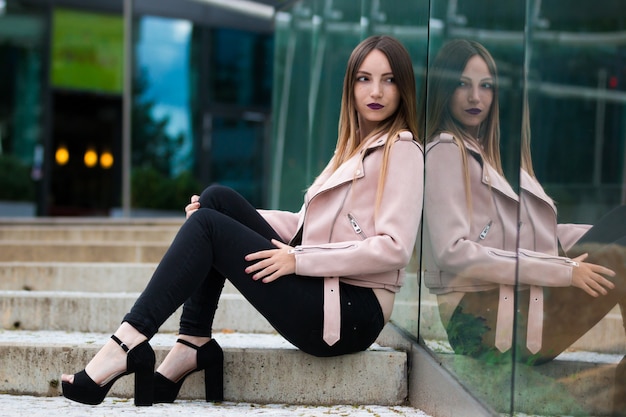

{"left": 0, "top": 395, "right": 431, "bottom": 417}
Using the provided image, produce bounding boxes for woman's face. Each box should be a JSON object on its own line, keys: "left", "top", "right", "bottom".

{"left": 353, "top": 49, "right": 400, "bottom": 138}
{"left": 449, "top": 55, "right": 494, "bottom": 136}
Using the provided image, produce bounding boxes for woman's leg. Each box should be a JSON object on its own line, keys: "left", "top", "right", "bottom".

{"left": 65, "top": 186, "right": 384, "bottom": 388}
{"left": 176, "top": 185, "right": 284, "bottom": 338}
{"left": 65, "top": 186, "right": 276, "bottom": 385}
{"left": 126, "top": 185, "right": 383, "bottom": 356}
{"left": 175, "top": 185, "right": 384, "bottom": 357}
{"left": 538, "top": 206, "right": 626, "bottom": 361}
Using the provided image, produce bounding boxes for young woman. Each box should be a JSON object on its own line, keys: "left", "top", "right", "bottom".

{"left": 419, "top": 38, "right": 626, "bottom": 367}
{"left": 61, "top": 35, "right": 423, "bottom": 406}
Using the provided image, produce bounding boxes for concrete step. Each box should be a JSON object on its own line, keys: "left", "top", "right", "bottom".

{"left": 0, "top": 241, "right": 169, "bottom": 262}
{"left": 0, "top": 217, "right": 184, "bottom": 227}
{"left": 0, "top": 290, "right": 274, "bottom": 333}
{"left": 0, "top": 219, "right": 411, "bottom": 409}
{"left": 0, "top": 262, "right": 246, "bottom": 294}
{"left": 0, "top": 262, "right": 158, "bottom": 292}
{"left": 0, "top": 225, "right": 178, "bottom": 242}
{"left": 0, "top": 330, "right": 408, "bottom": 406}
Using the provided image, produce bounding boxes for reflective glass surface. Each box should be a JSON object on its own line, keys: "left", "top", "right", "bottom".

{"left": 516, "top": 1, "right": 626, "bottom": 415}
{"left": 275, "top": 1, "right": 626, "bottom": 415}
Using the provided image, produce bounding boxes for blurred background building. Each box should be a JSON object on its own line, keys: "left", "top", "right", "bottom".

{"left": 0, "top": 0, "right": 279, "bottom": 216}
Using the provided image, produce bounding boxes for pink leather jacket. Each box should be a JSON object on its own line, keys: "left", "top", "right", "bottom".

{"left": 423, "top": 133, "right": 589, "bottom": 352}
{"left": 259, "top": 131, "right": 423, "bottom": 345}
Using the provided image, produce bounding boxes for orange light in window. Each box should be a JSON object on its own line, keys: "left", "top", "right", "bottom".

{"left": 55, "top": 145, "right": 69, "bottom": 166}
{"left": 100, "top": 151, "right": 114, "bottom": 169}
{"left": 84, "top": 148, "right": 98, "bottom": 168}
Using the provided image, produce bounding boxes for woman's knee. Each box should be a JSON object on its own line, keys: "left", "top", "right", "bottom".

{"left": 198, "top": 184, "right": 234, "bottom": 207}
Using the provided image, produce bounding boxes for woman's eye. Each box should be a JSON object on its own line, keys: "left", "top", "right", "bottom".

{"left": 385, "top": 77, "right": 395, "bottom": 83}
{"left": 482, "top": 82, "right": 493, "bottom": 89}
{"left": 457, "top": 81, "right": 467, "bottom": 87}
{"left": 357, "top": 76, "right": 368, "bottom": 82}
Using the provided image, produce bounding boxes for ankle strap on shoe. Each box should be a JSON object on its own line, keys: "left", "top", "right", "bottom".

{"left": 111, "top": 334, "right": 130, "bottom": 352}
{"left": 176, "top": 338, "right": 200, "bottom": 350}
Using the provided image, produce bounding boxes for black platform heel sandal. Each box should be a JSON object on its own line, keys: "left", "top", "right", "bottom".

{"left": 62, "top": 334, "right": 156, "bottom": 406}
{"left": 154, "top": 338, "right": 224, "bottom": 403}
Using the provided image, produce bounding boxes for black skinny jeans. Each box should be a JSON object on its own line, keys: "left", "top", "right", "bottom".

{"left": 123, "top": 185, "right": 384, "bottom": 357}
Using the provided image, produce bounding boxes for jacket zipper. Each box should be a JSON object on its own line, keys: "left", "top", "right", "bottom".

{"left": 348, "top": 213, "right": 368, "bottom": 239}
{"left": 289, "top": 243, "right": 358, "bottom": 254}
{"left": 488, "top": 250, "right": 579, "bottom": 267}
{"left": 478, "top": 221, "right": 492, "bottom": 240}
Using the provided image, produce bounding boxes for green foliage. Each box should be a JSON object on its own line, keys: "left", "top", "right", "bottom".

{"left": 0, "top": 154, "right": 35, "bottom": 201}
{"left": 131, "top": 166, "right": 202, "bottom": 210}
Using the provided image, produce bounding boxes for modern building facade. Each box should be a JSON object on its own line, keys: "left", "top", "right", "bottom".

{"left": 2, "top": 0, "right": 626, "bottom": 415}
{"left": 1, "top": 0, "right": 277, "bottom": 216}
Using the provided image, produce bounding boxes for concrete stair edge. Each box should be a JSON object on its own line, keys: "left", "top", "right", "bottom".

{"left": 0, "top": 291, "right": 274, "bottom": 334}
{"left": 0, "top": 242, "right": 169, "bottom": 263}
{"left": 0, "top": 330, "right": 407, "bottom": 405}
{"left": 0, "top": 217, "right": 185, "bottom": 226}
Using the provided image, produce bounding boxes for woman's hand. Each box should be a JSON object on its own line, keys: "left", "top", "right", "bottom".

{"left": 570, "top": 253, "right": 616, "bottom": 297}
{"left": 245, "top": 239, "right": 296, "bottom": 283}
{"left": 185, "top": 194, "right": 200, "bottom": 219}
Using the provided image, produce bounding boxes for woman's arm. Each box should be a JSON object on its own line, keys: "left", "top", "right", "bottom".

{"left": 257, "top": 207, "right": 302, "bottom": 243}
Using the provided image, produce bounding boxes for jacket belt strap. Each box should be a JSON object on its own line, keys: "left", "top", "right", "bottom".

{"left": 323, "top": 276, "right": 341, "bottom": 346}
{"left": 495, "top": 284, "right": 544, "bottom": 354}
{"left": 526, "top": 285, "right": 543, "bottom": 354}
{"left": 495, "top": 284, "right": 514, "bottom": 352}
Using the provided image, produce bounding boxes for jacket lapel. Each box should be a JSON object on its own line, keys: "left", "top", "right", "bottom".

{"left": 520, "top": 169, "right": 557, "bottom": 214}
{"left": 313, "top": 134, "right": 387, "bottom": 195}
{"left": 463, "top": 140, "right": 519, "bottom": 202}
{"left": 481, "top": 163, "right": 519, "bottom": 202}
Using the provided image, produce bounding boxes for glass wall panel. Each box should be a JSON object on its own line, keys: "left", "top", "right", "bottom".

{"left": 0, "top": 3, "right": 46, "bottom": 216}
{"left": 420, "top": 1, "right": 526, "bottom": 414}
{"left": 270, "top": 0, "right": 362, "bottom": 211}
{"left": 516, "top": 1, "right": 626, "bottom": 415}
{"left": 371, "top": 0, "right": 429, "bottom": 340}
{"left": 270, "top": 0, "right": 428, "bottom": 341}
{"left": 268, "top": 0, "right": 626, "bottom": 415}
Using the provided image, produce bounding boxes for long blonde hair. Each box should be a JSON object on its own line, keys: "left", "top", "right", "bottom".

{"left": 418, "top": 39, "right": 506, "bottom": 210}
{"left": 333, "top": 35, "right": 420, "bottom": 208}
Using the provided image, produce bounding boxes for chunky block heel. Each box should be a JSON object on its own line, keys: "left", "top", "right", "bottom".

{"left": 203, "top": 340, "right": 224, "bottom": 402}
{"left": 62, "top": 335, "right": 155, "bottom": 406}
{"left": 154, "top": 338, "right": 223, "bottom": 403}
{"left": 133, "top": 359, "right": 155, "bottom": 406}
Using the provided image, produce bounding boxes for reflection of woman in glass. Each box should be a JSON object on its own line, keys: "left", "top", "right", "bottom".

{"left": 419, "top": 39, "right": 626, "bottom": 369}
{"left": 61, "top": 35, "right": 423, "bottom": 407}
